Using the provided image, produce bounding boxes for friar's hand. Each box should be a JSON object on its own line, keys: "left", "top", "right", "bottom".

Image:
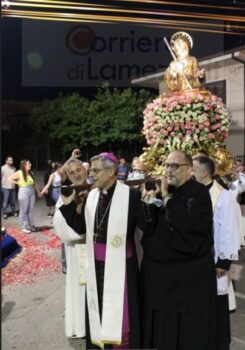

{"left": 73, "top": 190, "right": 88, "bottom": 213}
{"left": 141, "top": 182, "right": 160, "bottom": 204}
{"left": 61, "top": 189, "right": 76, "bottom": 205}
{"left": 142, "top": 188, "right": 156, "bottom": 203}
{"left": 71, "top": 148, "right": 81, "bottom": 159}
{"left": 74, "top": 190, "right": 87, "bottom": 203}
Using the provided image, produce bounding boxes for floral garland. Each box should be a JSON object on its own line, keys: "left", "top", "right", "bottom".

{"left": 142, "top": 92, "right": 230, "bottom": 152}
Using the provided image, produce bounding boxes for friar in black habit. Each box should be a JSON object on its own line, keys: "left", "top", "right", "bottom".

{"left": 141, "top": 150, "right": 217, "bottom": 350}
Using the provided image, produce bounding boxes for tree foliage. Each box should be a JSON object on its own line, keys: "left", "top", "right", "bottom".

{"left": 28, "top": 86, "right": 156, "bottom": 153}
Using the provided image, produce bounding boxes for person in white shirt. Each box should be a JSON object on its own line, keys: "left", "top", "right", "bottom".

{"left": 193, "top": 156, "right": 240, "bottom": 350}
{"left": 1, "top": 156, "right": 18, "bottom": 219}
{"left": 225, "top": 161, "right": 245, "bottom": 247}
{"left": 41, "top": 162, "right": 62, "bottom": 203}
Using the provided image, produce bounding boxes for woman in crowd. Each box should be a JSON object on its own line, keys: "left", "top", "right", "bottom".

{"left": 41, "top": 162, "right": 62, "bottom": 203}
{"left": 43, "top": 160, "right": 56, "bottom": 217}
{"left": 9, "top": 159, "right": 42, "bottom": 233}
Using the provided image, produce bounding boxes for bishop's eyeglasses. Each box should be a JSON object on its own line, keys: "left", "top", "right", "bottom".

{"left": 90, "top": 167, "right": 110, "bottom": 175}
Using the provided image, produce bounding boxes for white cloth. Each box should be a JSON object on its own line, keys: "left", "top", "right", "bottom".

{"left": 228, "top": 280, "right": 237, "bottom": 311}
{"left": 53, "top": 197, "right": 86, "bottom": 338}
{"left": 85, "top": 181, "right": 129, "bottom": 348}
{"left": 229, "top": 176, "right": 245, "bottom": 246}
{"left": 217, "top": 274, "right": 229, "bottom": 295}
{"left": 209, "top": 181, "right": 239, "bottom": 295}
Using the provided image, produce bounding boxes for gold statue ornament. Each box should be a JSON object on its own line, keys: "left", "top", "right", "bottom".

{"left": 140, "top": 31, "right": 232, "bottom": 177}
{"left": 165, "top": 32, "right": 205, "bottom": 93}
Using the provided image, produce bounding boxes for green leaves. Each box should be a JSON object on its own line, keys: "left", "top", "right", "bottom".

{"left": 28, "top": 86, "right": 156, "bottom": 153}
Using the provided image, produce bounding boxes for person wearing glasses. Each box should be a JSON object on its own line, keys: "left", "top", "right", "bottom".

{"left": 141, "top": 150, "right": 217, "bottom": 350}
{"left": 58, "top": 151, "right": 153, "bottom": 349}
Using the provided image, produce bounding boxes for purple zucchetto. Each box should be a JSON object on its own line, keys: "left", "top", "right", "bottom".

{"left": 99, "top": 152, "right": 118, "bottom": 164}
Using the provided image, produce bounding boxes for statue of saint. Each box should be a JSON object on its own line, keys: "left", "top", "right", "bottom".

{"left": 165, "top": 31, "right": 205, "bottom": 92}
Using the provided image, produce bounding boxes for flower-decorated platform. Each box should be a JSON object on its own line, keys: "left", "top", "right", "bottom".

{"left": 141, "top": 90, "right": 232, "bottom": 175}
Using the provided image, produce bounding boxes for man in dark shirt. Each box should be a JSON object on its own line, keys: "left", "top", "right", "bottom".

{"left": 141, "top": 150, "right": 217, "bottom": 350}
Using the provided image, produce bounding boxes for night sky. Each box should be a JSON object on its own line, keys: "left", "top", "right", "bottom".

{"left": 1, "top": 2, "right": 245, "bottom": 166}
{"left": 2, "top": 18, "right": 99, "bottom": 101}
{"left": 2, "top": 13, "right": 244, "bottom": 102}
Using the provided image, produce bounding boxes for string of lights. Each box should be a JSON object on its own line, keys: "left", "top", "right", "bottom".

{"left": 1, "top": 0, "right": 245, "bottom": 37}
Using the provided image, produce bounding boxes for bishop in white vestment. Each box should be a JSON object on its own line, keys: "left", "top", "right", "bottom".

{"left": 58, "top": 152, "right": 152, "bottom": 349}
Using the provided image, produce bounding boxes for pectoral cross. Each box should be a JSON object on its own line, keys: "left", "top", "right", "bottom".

{"left": 93, "top": 192, "right": 112, "bottom": 243}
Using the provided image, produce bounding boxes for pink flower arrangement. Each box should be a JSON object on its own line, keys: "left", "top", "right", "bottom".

{"left": 142, "top": 93, "right": 230, "bottom": 152}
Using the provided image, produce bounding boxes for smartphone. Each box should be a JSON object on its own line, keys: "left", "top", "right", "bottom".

{"left": 145, "top": 180, "right": 156, "bottom": 191}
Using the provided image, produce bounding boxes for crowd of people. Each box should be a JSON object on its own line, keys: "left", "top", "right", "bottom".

{"left": 1, "top": 153, "right": 148, "bottom": 232}
{"left": 1, "top": 151, "right": 245, "bottom": 350}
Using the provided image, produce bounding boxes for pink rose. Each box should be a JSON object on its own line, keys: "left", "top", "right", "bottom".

{"left": 147, "top": 103, "right": 154, "bottom": 110}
